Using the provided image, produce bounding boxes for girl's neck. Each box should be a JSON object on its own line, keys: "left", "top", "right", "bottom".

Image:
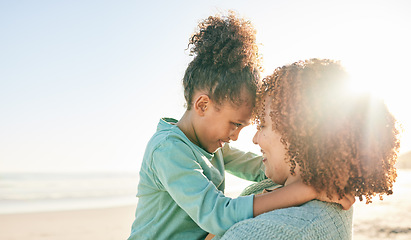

{"left": 177, "top": 110, "right": 200, "bottom": 146}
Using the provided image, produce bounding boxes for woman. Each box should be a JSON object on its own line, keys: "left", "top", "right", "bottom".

{"left": 214, "top": 59, "right": 401, "bottom": 239}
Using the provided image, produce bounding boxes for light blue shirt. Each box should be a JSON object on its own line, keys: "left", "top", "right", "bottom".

{"left": 128, "top": 118, "right": 265, "bottom": 239}
{"left": 214, "top": 200, "right": 353, "bottom": 240}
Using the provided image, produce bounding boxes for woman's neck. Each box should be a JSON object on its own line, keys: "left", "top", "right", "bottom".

{"left": 283, "top": 174, "right": 301, "bottom": 186}
{"left": 283, "top": 165, "right": 302, "bottom": 187}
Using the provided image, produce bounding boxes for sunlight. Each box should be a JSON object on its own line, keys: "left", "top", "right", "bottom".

{"left": 345, "top": 62, "right": 411, "bottom": 153}
{"left": 346, "top": 64, "right": 385, "bottom": 98}
{"left": 230, "top": 125, "right": 259, "bottom": 154}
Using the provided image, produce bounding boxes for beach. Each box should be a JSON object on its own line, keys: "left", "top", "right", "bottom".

{"left": 352, "top": 169, "right": 411, "bottom": 240}
{"left": 0, "top": 170, "right": 410, "bottom": 240}
{"left": 0, "top": 205, "right": 136, "bottom": 240}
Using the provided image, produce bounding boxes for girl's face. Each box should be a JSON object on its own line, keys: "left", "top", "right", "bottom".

{"left": 196, "top": 99, "right": 253, "bottom": 153}
{"left": 252, "top": 97, "right": 289, "bottom": 185}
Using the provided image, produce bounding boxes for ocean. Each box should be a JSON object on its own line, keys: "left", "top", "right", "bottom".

{"left": 0, "top": 172, "right": 140, "bottom": 214}
{"left": 0, "top": 171, "right": 252, "bottom": 215}
{"left": 3, "top": 169, "right": 408, "bottom": 219}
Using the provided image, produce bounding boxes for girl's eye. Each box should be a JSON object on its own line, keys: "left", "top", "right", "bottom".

{"left": 232, "top": 123, "right": 242, "bottom": 128}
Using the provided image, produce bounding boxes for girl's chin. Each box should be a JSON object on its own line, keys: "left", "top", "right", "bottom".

{"left": 218, "top": 140, "right": 225, "bottom": 148}
{"left": 207, "top": 145, "right": 220, "bottom": 153}
{"left": 207, "top": 140, "right": 228, "bottom": 153}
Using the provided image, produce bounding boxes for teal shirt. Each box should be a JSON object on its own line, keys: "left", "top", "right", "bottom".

{"left": 128, "top": 118, "right": 265, "bottom": 239}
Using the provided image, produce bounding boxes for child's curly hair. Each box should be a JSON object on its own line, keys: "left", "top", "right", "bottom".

{"left": 254, "top": 59, "right": 401, "bottom": 203}
{"left": 183, "top": 11, "right": 262, "bottom": 110}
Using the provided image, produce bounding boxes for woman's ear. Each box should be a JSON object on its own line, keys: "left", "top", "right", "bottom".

{"left": 193, "top": 94, "right": 210, "bottom": 116}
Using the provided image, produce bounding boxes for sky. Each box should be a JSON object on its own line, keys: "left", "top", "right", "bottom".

{"left": 1, "top": 0, "right": 410, "bottom": 173}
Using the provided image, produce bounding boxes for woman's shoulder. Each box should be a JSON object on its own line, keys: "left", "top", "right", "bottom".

{"left": 264, "top": 200, "right": 352, "bottom": 223}
{"left": 218, "top": 201, "right": 353, "bottom": 240}
{"left": 240, "top": 179, "right": 282, "bottom": 196}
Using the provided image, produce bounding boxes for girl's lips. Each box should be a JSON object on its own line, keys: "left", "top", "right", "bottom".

{"left": 219, "top": 139, "right": 230, "bottom": 148}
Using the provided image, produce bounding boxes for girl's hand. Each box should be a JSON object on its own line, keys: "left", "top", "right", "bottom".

{"left": 317, "top": 192, "right": 355, "bottom": 210}
{"left": 205, "top": 233, "right": 215, "bottom": 240}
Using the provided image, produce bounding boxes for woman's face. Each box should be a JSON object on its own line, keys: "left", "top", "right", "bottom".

{"left": 253, "top": 97, "right": 289, "bottom": 185}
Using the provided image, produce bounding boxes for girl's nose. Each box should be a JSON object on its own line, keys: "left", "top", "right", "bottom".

{"left": 252, "top": 131, "right": 259, "bottom": 145}
{"left": 230, "top": 129, "right": 240, "bottom": 141}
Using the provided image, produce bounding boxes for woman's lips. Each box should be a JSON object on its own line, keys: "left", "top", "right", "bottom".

{"left": 261, "top": 150, "right": 267, "bottom": 162}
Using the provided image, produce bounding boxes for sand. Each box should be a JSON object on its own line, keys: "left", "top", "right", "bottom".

{"left": 0, "top": 205, "right": 137, "bottom": 240}
{"left": 1, "top": 170, "right": 410, "bottom": 240}
{"left": 352, "top": 169, "right": 411, "bottom": 240}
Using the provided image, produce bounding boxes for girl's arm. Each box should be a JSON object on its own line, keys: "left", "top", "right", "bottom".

{"left": 152, "top": 141, "right": 256, "bottom": 236}
{"left": 222, "top": 144, "right": 266, "bottom": 182}
{"left": 253, "top": 181, "right": 315, "bottom": 216}
{"left": 253, "top": 181, "right": 354, "bottom": 217}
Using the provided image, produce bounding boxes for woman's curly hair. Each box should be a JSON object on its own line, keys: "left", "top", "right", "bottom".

{"left": 254, "top": 59, "right": 401, "bottom": 203}
{"left": 183, "top": 11, "right": 262, "bottom": 110}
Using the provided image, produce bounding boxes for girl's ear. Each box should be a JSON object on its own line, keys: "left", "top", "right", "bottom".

{"left": 193, "top": 94, "right": 210, "bottom": 116}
